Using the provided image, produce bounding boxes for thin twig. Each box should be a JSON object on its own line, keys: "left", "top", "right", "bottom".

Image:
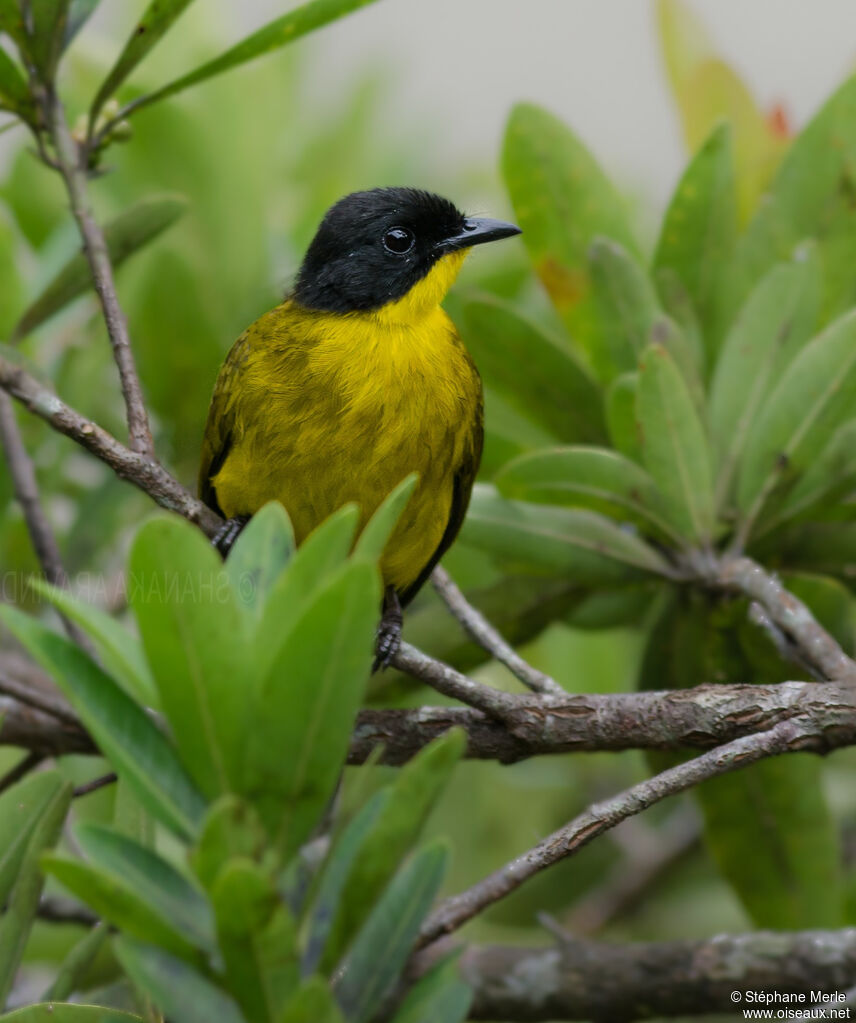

{"left": 73, "top": 771, "right": 117, "bottom": 798}
{"left": 38, "top": 895, "right": 99, "bottom": 928}
{"left": 431, "top": 566, "right": 566, "bottom": 697}
{"left": 0, "top": 668, "right": 80, "bottom": 727}
{"left": 44, "top": 88, "right": 154, "bottom": 458}
{"left": 418, "top": 718, "right": 815, "bottom": 945}
{"left": 0, "top": 751, "right": 45, "bottom": 794}
{"left": 0, "top": 352, "right": 221, "bottom": 536}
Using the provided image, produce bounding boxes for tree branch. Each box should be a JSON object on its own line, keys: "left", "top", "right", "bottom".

{"left": 0, "top": 353, "right": 221, "bottom": 535}
{"left": 457, "top": 928, "right": 856, "bottom": 1021}
{"left": 418, "top": 718, "right": 831, "bottom": 945}
{"left": 44, "top": 88, "right": 154, "bottom": 459}
{"left": 430, "top": 566, "right": 566, "bottom": 698}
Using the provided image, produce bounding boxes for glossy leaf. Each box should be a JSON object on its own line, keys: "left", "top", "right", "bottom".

{"left": 605, "top": 372, "right": 642, "bottom": 463}
{"left": 333, "top": 841, "right": 448, "bottom": 1023}
{"left": 736, "top": 309, "right": 856, "bottom": 532}
{"left": 114, "top": 938, "right": 246, "bottom": 1023}
{"left": 76, "top": 824, "right": 215, "bottom": 952}
{"left": 226, "top": 501, "right": 295, "bottom": 616}
{"left": 461, "top": 485, "right": 672, "bottom": 580}
{"left": 27, "top": 0, "right": 70, "bottom": 81}
{"left": 119, "top": 0, "right": 381, "bottom": 120}
{"left": 42, "top": 855, "right": 203, "bottom": 963}
{"left": 495, "top": 445, "right": 683, "bottom": 544}
{"left": 0, "top": 774, "right": 71, "bottom": 1006}
{"left": 709, "top": 254, "right": 821, "bottom": 510}
{"left": 29, "top": 578, "right": 157, "bottom": 708}
{"left": 13, "top": 195, "right": 187, "bottom": 341}
{"left": 390, "top": 957, "right": 472, "bottom": 1023}
{"left": 455, "top": 292, "right": 606, "bottom": 443}
{"left": 191, "top": 796, "right": 267, "bottom": 893}
{"left": 0, "top": 605, "right": 205, "bottom": 839}
{"left": 354, "top": 473, "right": 418, "bottom": 562}
{"left": 653, "top": 122, "right": 736, "bottom": 361}
{"left": 244, "top": 560, "right": 379, "bottom": 856}
{"left": 328, "top": 730, "right": 464, "bottom": 965}
{"left": 0, "top": 770, "right": 67, "bottom": 907}
{"left": 90, "top": 0, "right": 197, "bottom": 124}
{"left": 637, "top": 344, "right": 714, "bottom": 543}
{"left": 502, "top": 102, "right": 638, "bottom": 379}
{"left": 0, "top": 47, "right": 32, "bottom": 122}
{"left": 212, "top": 859, "right": 299, "bottom": 1023}
{"left": 279, "top": 978, "right": 343, "bottom": 1023}
{"left": 0, "top": 1008, "right": 142, "bottom": 1022}
{"left": 130, "top": 516, "right": 248, "bottom": 797}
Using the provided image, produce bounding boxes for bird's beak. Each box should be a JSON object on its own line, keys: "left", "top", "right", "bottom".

{"left": 440, "top": 217, "right": 522, "bottom": 254}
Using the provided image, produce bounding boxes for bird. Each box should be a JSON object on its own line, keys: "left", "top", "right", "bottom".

{"left": 198, "top": 187, "right": 521, "bottom": 665}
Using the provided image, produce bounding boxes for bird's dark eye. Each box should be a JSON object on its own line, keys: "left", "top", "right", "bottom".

{"left": 382, "top": 226, "right": 415, "bottom": 254}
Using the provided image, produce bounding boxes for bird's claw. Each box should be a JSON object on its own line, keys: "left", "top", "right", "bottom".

{"left": 373, "top": 618, "right": 402, "bottom": 672}
{"left": 212, "top": 515, "right": 250, "bottom": 558}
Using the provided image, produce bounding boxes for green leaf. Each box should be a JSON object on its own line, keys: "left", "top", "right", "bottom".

{"left": 328, "top": 730, "right": 464, "bottom": 965}
{"left": 42, "top": 923, "right": 110, "bottom": 1002}
{"left": 27, "top": 0, "right": 70, "bottom": 81}
{"left": 636, "top": 344, "right": 715, "bottom": 543}
{"left": 736, "top": 309, "right": 856, "bottom": 533}
{"left": 0, "top": 47, "right": 33, "bottom": 122}
{"left": 502, "top": 102, "right": 638, "bottom": 380}
{"left": 652, "top": 121, "right": 737, "bottom": 363}
{"left": 130, "top": 516, "right": 249, "bottom": 797}
{"left": 244, "top": 560, "right": 379, "bottom": 857}
{"left": 226, "top": 501, "right": 295, "bottom": 616}
{"left": 0, "top": 770, "right": 67, "bottom": 907}
{"left": 495, "top": 445, "right": 684, "bottom": 544}
{"left": 279, "top": 978, "right": 343, "bottom": 1023}
{"left": 390, "top": 957, "right": 471, "bottom": 1023}
{"left": 65, "top": 0, "right": 101, "bottom": 47}
{"left": 117, "top": 0, "right": 381, "bottom": 120}
{"left": 114, "top": 938, "right": 246, "bottom": 1023}
{"left": 191, "top": 796, "right": 267, "bottom": 893}
{"left": 42, "top": 855, "right": 203, "bottom": 963}
{"left": 89, "top": 0, "right": 197, "bottom": 125}
{"left": 0, "top": 774, "right": 71, "bottom": 1007}
{"left": 454, "top": 293, "right": 606, "bottom": 444}
{"left": 605, "top": 372, "right": 642, "bottom": 463}
{"left": 0, "top": 1008, "right": 142, "bottom": 1022}
{"left": 333, "top": 841, "right": 448, "bottom": 1023}
{"left": 353, "top": 474, "right": 418, "bottom": 562}
{"left": 29, "top": 578, "right": 157, "bottom": 708}
{"left": 75, "top": 824, "right": 215, "bottom": 952}
{"left": 709, "top": 253, "right": 821, "bottom": 511}
{"left": 0, "top": 605, "right": 205, "bottom": 840}
{"left": 461, "top": 485, "right": 672, "bottom": 580}
{"left": 12, "top": 195, "right": 188, "bottom": 341}
{"left": 0, "top": 1, "right": 29, "bottom": 55}
{"left": 212, "top": 859, "right": 299, "bottom": 1023}
{"left": 766, "top": 522, "right": 856, "bottom": 582}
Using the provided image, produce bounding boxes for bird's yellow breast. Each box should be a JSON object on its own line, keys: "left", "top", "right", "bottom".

{"left": 206, "top": 252, "right": 482, "bottom": 592}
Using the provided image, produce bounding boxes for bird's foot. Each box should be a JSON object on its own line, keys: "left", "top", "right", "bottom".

{"left": 212, "top": 515, "right": 250, "bottom": 558}
{"left": 373, "top": 587, "right": 403, "bottom": 672}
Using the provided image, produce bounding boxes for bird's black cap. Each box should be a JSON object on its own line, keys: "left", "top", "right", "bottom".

{"left": 295, "top": 187, "right": 520, "bottom": 314}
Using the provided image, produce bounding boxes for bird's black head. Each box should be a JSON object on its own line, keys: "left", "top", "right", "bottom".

{"left": 294, "top": 187, "right": 521, "bottom": 317}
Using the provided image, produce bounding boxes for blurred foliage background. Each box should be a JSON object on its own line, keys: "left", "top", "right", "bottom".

{"left": 2, "top": 2, "right": 856, "bottom": 1019}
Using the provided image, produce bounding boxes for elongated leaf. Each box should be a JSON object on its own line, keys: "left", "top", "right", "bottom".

{"left": 455, "top": 293, "right": 606, "bottom": 444}
{"left": 13, "top": 195, "right": 187, "bottom": 341}
{"left": 0, "top": 775, "right": 71, "bottom": 1006}
{"left": 226, "top": 501, "right": 295, "bottom": 616}
{"left": 0, "top": 1, "right": 29, "bottom": 54}
{"left": 653, "top": 122, "right": 736, "bottom": 362}
{"left": 495, "top": 445, "right": 684, "bottom": 544}
{"left": 354, "top": 474, "right": 417, "bottom": 562}
{"left": 191, "top": 796, "right": 267, "bottom": 893}
{"left": 279, "top": 978, "right": 343, "bottom": 1023}
{"left": 502, "top": 102, "right": 638, "bottom": 380}
{"left": 90, "top": 0, "right": 197, "bottom": 124}
{"left": 244, "top": 560, "right": 379, "bottom": 856}
{"left": 390, "top": 957, "right": 471, "bottom": 1023}
{"left": 334, "top": 841, "right": 448, "bottom": 1023}
{"left": 0, "top": 770, "right": 66, "bottom": 907}
{"left": 736, "top": 309, "right": 856, "bottom": 532}
{"left": 461, "top": 485, "right": 671, "bottom": 579}
{"left": 0, "top": 606, "right": 205, "bottom": 839}
{"left": 119, "top": 0, "right": 381, "bottom": 120}
{"left": 114, "top": 938, "right": 246, "bottom": 1023}
{"left": 42, "top": 855, "right": 203, "bottom": 963}
{"left": 605, "top": 372, "right": 642, "bottom": 463}
{"left": 328, "top": 730, "right": 464, "bottom": 965}
{"left": 709, "top": 253, "right": 821, "bottom": 510}
{"left": 637, "top": 344, "right": 714, "bottom": 542}
{"left": 0, "top": 47, "right": 32, "bottom": 122}
{"left": 0, "top": 1008, "right": 142, "bottom": 1022}
{"left": 43, "top": 923, "right": 109, "bottom": 1002}
{"left": 212, "top": 859, "right": 299, "bottom": 1023}
{"left": 28, "top": 0, "right": 70, "bottom": 81}
{"left": 130, "top": 516, "right": 249, "bottom": 797}
{"left": 65, "top": 0, "right": 101, "bottom": 46}
{"left": 76, "top": 825, "right": 215, "bottom": 952}
{"left": 29, "top": 578, "right": 157, "bottom": 708}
